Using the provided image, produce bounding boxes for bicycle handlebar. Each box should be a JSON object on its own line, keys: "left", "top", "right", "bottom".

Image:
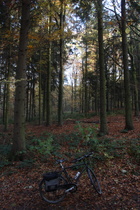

{"left": 72, "top": 152, "right": 94, "bottom": 163}
{"left": 56, "top": 152, "right": 94, "bottom": 165}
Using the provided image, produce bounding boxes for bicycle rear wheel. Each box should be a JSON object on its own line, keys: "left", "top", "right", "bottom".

{"left": 87, "top": 168, "right": 102, "bottom": 195}
{"left": 39, "top": 176, "right": 67, "bottom": 204}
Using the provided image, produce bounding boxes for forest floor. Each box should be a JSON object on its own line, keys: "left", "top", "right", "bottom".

{"left": 0, "top": 114, "right": 140, "bottom": 210}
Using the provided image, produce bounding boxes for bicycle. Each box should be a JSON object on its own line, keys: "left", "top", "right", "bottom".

{"left": 39, "top": 152, "right": 102, "bottom": 204}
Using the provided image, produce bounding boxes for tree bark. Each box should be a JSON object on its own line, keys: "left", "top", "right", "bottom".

{"left": 39, "top": 51, "right": 42, "bottom": 125}
{"left": 121, "top": 0, "right": 134, "bottom": 130}
{"left": 12, "top": 0, "right": 30, "bottom": 160}
{"left": 46, "top": 6, "right": 52, "bottom": 126}
{"left": 97, "top": 0, "right": 108, "bottom": 135}
{"left": 58, "top": 0, "right": 65, "bottom": 126}
{"left": 84, "top": 40, "right": 88, "bottom": 116}
{"left": 129, "top": 46, "right": 139, "bottom": 117}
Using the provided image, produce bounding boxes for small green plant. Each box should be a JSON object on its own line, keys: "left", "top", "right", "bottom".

{"left": 75, "top": 122, "right": 99, "bottom": 150}
{"left": 29, "top": 135, "right": 54, "bottom": 156}
{"left": 97, "top": 138, "right": 126, "bottom": 160}
{"left": 63, "top": 112, "right": 96, "bottom": 120}
{"left": 76, "top": 122, "right": 94, "bottom": 139}
{"left": 128, "top": 139, "right": 140, "bottom": 161}
{"left": 16, "top": 159, "right": 35, "bottom": 169}
{"left": 0, "top": 145, "right": 12, "bottom": 167}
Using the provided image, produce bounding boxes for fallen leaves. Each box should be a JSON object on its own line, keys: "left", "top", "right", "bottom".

{"left": 0, "top": 114, "right": 140, "bottom": 209}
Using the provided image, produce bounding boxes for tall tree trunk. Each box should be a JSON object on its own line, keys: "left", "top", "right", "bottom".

{"left": 97, "top": 0, "right": 108, "bottom": 135}
{"left": 85, "top": 41, "right": 88, "bottom": 116}
{"left": 4, "top": 61, "right": 10, "bottom": 131}
{"left": 58, "top": 0, "right": 65, "bottom": 126}
{"left": 46, "top": 40, "right": 52, "bottom": 125}
{"left": 39, "top": 51, "right": 42, "bottom": 125}
{"left": 42, "top": 84, "right": 47, "bottom": 121}
{"left": 81, "top": 59, "right": 85, "bottom": 113}
{"left": 3, "top": 9, "right": 11, "bottom": 131}
{"left": 12, "top": 0, "right": 30, "bottom": 160}
{"left": 46, "top": 7, "right": 52, "bottom": 126}
{"left": 71, "top": 80, "right": 74, "bottom": 114}
{"left": 32, "top": 72, "right": 36, "bottom": 120}
{"left": 121, "top": 0, "right": 134, "bottom": 130}
{"left": 129, "top": 42, "right": 139, "bottom": 117}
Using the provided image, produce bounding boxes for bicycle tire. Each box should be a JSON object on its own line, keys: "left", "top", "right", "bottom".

{"left": 87, "top": 168, "right": 102, "bottom": 195}
{"left": 39, "top": 175, "right": 67, "bottom": 204}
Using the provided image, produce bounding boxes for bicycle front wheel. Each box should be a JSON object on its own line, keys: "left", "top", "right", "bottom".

{"left": 87, "top": 168, "right": 102, "bottom": 195}
{"left": 39, "top": 176, "right": 67, "bottom": 204}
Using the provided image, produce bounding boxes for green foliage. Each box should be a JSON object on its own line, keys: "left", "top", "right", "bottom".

{"left": 128, "top": 139, "right": 140, "bottom": 161}
{"left": 28, "top": 134, "right": 54, "bottom": 156}
{"left": 57, "top": 132, "right": 81, "bottom": 144}
{"left": 53, "top": 132, "right": 81, "bottom": 156}
{"left": 0, "top": 145, "right": 12, "bottom": 168}
{"left": 75, "top": 122, "right": 99, "bottom": 150}
{"left": 72, "top": 122, "right": 128, "bottom": 160}
{"left": 107, "top": 109, "right": 125, "bottom": 116}
{"left": 63, "top": 112, "right": 96, "bottom": 120}
{"left": 64, "top": 112, "right": 84, "bottom": 119}
{"left": 98, "top": 138, "right": 126, "bottom": 159}
{"left": 0, "top": 144, "right": 11, "bottom": 156}
{"left": 16, "top": 159, "right": 35, "bottom": 169}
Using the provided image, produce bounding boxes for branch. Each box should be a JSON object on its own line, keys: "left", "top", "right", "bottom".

{"left": 129, "top": 0, "right": 140, "bottom": 14}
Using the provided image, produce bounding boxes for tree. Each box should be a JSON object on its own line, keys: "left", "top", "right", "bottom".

{"left": 58, "top": 0, "right": 65, "bottom": 125}
{"left": 96, "top": 0, "right": 108, "bottom": 135}
{"left": 12, "top": 0, "right": 31, "bottom": 160}
{"left": 46, "top": 3, "right": 52, "bottom": 126}
{"left": 129, "top": 39, "right": 139, "bottom": 117}
{"left": 121, "top": 0, "right": 134, "bottom": 130}
{"left": 128, "top": 0, "right": 140, "bottom": 116}
{"left": 84, "top": 35, "right": 88, "bottom": 116}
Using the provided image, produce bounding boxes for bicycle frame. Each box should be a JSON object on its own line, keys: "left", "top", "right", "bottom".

{"left": 59, "top": 160, "right": 90, "bottom": 185}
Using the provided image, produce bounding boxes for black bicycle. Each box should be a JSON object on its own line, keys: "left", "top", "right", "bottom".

{"left": 39, "top": 152, "right": 102, "bottom": 204}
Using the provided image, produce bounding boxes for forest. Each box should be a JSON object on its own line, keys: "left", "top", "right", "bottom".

{"left": 0, "top": 0, "right": 140, "bottom": 209}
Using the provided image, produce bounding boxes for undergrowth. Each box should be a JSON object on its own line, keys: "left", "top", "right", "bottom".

{"left": 28, "top": 135, "right": 54, "bottom": 155}
{"left": 0, "top": 145, "right": 12, "bottom": 168}
{"left": 63, "top": 112, "right": 96, "bottom": 120}
{"left": 0, "top": 123, "right": 139, "bottom": 169}
{"left": 127, "top": 138, "right": 140, "bottom": 161}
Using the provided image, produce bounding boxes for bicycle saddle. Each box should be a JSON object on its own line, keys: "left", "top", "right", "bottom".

{"left": 56, "top": 159, "right": 66, "bottom": 163}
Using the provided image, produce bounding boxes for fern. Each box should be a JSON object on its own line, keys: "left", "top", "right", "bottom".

{"left": 29, "top": 135, "right": 54, "bottom": 155}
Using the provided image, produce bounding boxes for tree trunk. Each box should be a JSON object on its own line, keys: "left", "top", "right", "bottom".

{"left": 46, "top": 40, "right": 52, "bottom": 125}
{"left": 58, "top": 0, "right": 65, "bottom": 126}
{"left": 71, "top": 80, "right": 74, "bottom": 114}
{"left": 39, "top": 51, "right": 42, "bottom": 125}
{"left": 129, "top": 40, "right": 139, "bottom": 117}
{"left": 12, "top": 0, "right": 30, "bottom": 160}
{"left": 46, "top": 8, "right": 52, "bottom": 126}
{"left": 4, "top": 65, "right": 10, "bottom": 131}
{"left": 97, "top": 0, "right": 108, "bottom": 135}
{"left": 3, "top": 9, "right": 11, "bottom": 131}
{"left": 121, "top": 0, "right": 134, "bottom": 130}
{"left": 85, "top": 41, "right": 88, "bottom": 116}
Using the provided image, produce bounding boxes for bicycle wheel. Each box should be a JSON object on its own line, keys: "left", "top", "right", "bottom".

{"left": 87, "top": 168, "right": 102, "bottom": 195}
{"left": 39, "top": 176, "right": 67, "bottom": 204}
